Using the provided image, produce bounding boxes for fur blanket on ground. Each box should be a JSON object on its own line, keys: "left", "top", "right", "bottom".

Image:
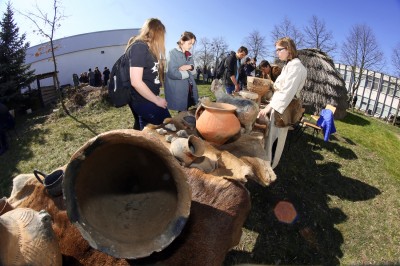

{"left": 7, "top": 167, "right": 250, "bottom": 266}
{"left": 3, "top": 111, "right": 277, "bottom": 265}
{"left": 153, "top": 111, "right": 276, "bottom": 186}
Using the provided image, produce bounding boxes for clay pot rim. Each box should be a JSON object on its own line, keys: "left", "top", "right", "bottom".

{"left": 201, "top": 102, "right": 237, "bottom": 112}
{"left": 63, "top": 129, "right": 192, "bottom": 259}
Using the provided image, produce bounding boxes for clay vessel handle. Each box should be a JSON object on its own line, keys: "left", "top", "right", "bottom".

{"left": 195, "top": 104, "right": 205, "bottom": 120}
{"left": 33, "top": 169, "right": 46, "bottom": 184}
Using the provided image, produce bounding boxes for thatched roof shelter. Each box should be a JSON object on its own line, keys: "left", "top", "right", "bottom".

{"left": 298, "top": 48, "right": 349, "bottom": 119}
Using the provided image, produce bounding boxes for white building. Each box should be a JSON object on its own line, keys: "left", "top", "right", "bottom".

{"left": 336, "top": 63, "right": 400, "bottom": 119}
{"left": 25, "top": 28, "right": 139, "bottom": 88}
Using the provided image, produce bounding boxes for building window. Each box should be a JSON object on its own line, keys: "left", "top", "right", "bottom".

{"left": 375, "top": 103, "right": 383, "bottom": 117}
{"left": 382, "top": 104, "right": 391, "bottom": 119}
{"left": 367, "top": 100, "right": 375, "bottom": 113}
{"left": 366, "top": 75, "right": 374, "bottom": 89}
{"left": 373, "top": 78, "right": 379, "bottom": 90}
{"left": 388, "top": 83, "right": 395, "bottom": 96}
{"left": 361, "top": 74, "right": 367, "bottom": 87}
{"left": 381, "top": 81, "right": 389, "bottom": 93}
{"left": 394, "top": 82, "right": 400, "bottom": 98}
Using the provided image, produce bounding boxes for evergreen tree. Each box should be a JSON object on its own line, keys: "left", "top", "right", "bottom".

{"left": 0, "top": 2, "right": 35, "bottom": 105}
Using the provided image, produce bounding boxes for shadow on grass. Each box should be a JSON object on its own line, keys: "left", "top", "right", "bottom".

{"left": 224, "top": 133, "right": 381, "bottom": 265}
{"left": 0, "top": 107, "right": 99, "bottom": 197}
{"left": 0, "top": 109, "right": 51, "bottom": 196}
{"left": 312, "top": 135, "right": 358, "bottom": 160}
{"left": 67, "top": 113, "right": 99, "bottom": 136}
{"left": 287, "top": 126, "right": 358, "bottom": 160}
{"left": 341, "top": 111, "right": 370, "bottom": 126}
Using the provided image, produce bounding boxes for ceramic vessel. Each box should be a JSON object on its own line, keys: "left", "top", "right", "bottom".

{"left": 34, "top": 169, "right": 64, "bottom": 197}
{"left": 170, "top": 135, "right": 205, "bottom": 166}
{"left": 63, "top": 129, "right": 191, "bottom": 259}
{"left": 195, "top": 102, "right": 241, "bottom": 145}
{"left": 0, "top": 208, "right": 62, "bottom": 266}
{"left": 247, "top": 76, "right": 273, "bottom": 104}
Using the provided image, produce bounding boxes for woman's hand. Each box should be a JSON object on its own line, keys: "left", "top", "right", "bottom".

{"left": 234, "top": 83, "right": 240, "bottom": 92}
{"left": 179, "top": 64, "right": 193, "bottom": 71}
{"left": 154, "top": 96, "right": 168, "bottom": 109}
{"left": 258, "top": 104, "right": 272, "bottom": 118}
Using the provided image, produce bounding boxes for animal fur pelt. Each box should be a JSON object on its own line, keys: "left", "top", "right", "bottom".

{"left": 274, "top": 98, "right": 304, "bottom": 128}
{"left": 7, "top": 168, "right": 250, "bottom": 266}
{"left": 149, "top": 112, "right": 277, "bottom": 186}
{"left": 210, "top": 79, "right": 259, "bottom": 133}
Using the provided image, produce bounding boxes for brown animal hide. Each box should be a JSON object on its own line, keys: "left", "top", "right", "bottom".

{"left": 274, "top": 98, "right": 304, "bottom": 128}
{"left": 7, "top": 167, "right": 250, "bottom": 266}
{"left": 156, "top": 111, "right": 276, "bottom": 186}
{"left": 4, "top": 112, "right": 276, "bottom": 265}
{"left": 271, "top": 65, "right": 282, "bottom": 81}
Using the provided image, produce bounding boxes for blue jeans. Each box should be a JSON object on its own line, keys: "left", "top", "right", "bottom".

{"left": 226, "top": 85, "right": 235, "bottom": 95}
{"left": 129, "top": 100, "right": 171, "bottom": 130}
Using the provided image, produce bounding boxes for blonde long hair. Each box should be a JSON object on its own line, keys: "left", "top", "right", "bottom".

{"left": 126, "top": 18, "right": 166, "bottom": 82}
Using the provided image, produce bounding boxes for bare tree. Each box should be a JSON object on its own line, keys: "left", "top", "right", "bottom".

{"left": 194, "top": 37, "right": 214, "bottom": 69}
{"left": 391, "top": 43, "right": 400, "bottom": 126}
{"left": 271, "top": 16, "right": 304, "bottom": 50}
{"left": 18, "top": 0, "right": 68, "bottom": 113}
{"left": 392, "top": 42, "right": 400, "bottom": 77}
{"left": 243, "top": 30, "right": 268, "bottom": 61}
{"left": 210, "top": 37, "right": 229, "bottom": 70}
{"left": 340, "top": 24, "right": 384, "bottom": 98}
{"left": 303, "top": 15, "right": 337, "bottom": 55}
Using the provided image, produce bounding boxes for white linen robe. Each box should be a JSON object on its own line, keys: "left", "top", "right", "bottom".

{"left": 265, "top": 58, "right": 307, "bottom": 169}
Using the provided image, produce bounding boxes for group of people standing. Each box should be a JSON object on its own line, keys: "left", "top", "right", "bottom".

{"left": 221, "top": 50, "right": 281, "bottom": 94}
{"left": 78, "top": 66, "right": 110, "bottom": 87}
{"left": 199, "top": 37, "right": 306, "bottom": 168}
{"left": 195, "top": 65, "right": 215, "bottom": 83}
{"left": 123, "top": 18, "right": 199, "bottom": 130}
{"left": 123, "top": 17, "right": 308, "bottom": 157}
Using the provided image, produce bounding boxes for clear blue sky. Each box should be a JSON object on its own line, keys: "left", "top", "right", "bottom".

{"left": 2, "top": 0, "right": 400, "bottom": 76}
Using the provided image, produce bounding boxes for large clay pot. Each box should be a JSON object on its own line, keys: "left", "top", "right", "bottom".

{"left": 195, "top": 102, "right": 241, "bottom": 145}
{"left": 0, "top": 208, "right": 62, "bottom": 266}
{"left": 63, "top": 129, "right": 191, "bottom": 259}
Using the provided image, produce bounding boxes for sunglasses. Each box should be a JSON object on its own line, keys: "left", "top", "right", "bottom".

{"left": 276, "top": 47, "right": 287, "bottom": 53}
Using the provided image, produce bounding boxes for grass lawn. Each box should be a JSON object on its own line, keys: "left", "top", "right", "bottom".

{"left": 1, "top": 84, "right": 399, "bottom": 265}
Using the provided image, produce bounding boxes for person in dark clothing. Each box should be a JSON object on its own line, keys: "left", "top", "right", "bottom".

{"left": 352, "top": 94, "right": 358, "bottom": 109}
{"left": 246, "top": 57, "right": 257, "bottom": 76}
{"left": 103, "top": 67, "right": 110, "bottom": 86}
{"left": 259, "top": 60, "right": 281, "bottom": 82}
{"left": 196, "top": 66, "right": 201, "bottom": 81}
{"left": 223, "top": 46, "right": 248, "bottom": 94}
{"left": 126, "top": 18, "right": 171, "bottom": 130}
{"left": 88, "top": 68, "right": 95, "bottom": 86}
{"left": 0, "top": 102, "right": 15, "bottom": 155}
{"left": 239, "top": 57, "right": 256, "bottom": 90}
{"left": 94, "top": 67, "right": 102, "bottom": 87}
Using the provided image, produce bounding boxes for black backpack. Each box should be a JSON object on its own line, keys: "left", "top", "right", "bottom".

{"left": 108, "top": 50, "right": 133, "bottom": 108}
{"left": 215, "top": 56, "right": 228, "bottom": 79}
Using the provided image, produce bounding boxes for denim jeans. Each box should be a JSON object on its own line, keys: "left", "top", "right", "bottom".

{"left": 225, "top": 85, "right": 235, "bottom": 95}
{"left": 129, "top": 100, "right": 171, "bottom": 130}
